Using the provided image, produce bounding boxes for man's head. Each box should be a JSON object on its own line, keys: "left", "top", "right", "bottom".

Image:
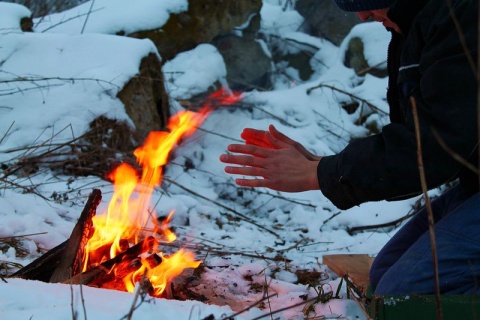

{"left": 334, "top": 0, "right": 400, "bottom": 33}
{"left": 333, "top": 0, "right": 395, "bottom": 12}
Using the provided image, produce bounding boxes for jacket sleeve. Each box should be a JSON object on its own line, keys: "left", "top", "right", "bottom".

{"left": 318, "top": 0, "right": 478, "bottom": 210}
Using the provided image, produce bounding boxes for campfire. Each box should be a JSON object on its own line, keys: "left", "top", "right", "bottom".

{"left": 11, "top": 88, "right": 242, "bottom": 299}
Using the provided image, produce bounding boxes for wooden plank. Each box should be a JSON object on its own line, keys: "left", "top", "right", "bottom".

{"left": 323, "top": 254, "right": 374, "bottom": 293}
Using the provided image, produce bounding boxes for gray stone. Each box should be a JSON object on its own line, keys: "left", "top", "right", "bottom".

{"left": 117, "top": 53, "right": 170, "bottom": 141}
{"left": 212, "top": 34, "right": 272, "bottom": 91}
{"left": 128, "top": 0, "right": 263, "bottom": 61}
{"left": 295, "top": 0, "right": 361, "bottom": 46}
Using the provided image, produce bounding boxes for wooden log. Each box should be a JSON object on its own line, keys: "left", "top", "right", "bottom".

{"left": 144, "top": 253, "right": 162, "bottom": 269}
{"left": 10, "top": 189, "right": 102, "bottom": 282}
{"left": 65, "top": 236, "right": 155, "bottom": 285}
{"left": 9, "top": 240, "right": 67, "bottom": 282}
{"left": 84, "top": 239, "right": 129, "bottom": 271}
{"left": 50, "top": 189, "right": 102, "bottom": 283}
{"left": 88, "top": 258, "right": 142, "bottom": 289}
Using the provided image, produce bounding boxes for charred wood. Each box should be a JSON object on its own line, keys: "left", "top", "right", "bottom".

{"left": 50, "top": 189, "right": 102, "bottom": 283}
{"left": 10, "top": 189, "right": 101, "bottom": 282}
{"left": 65, "top": 236, "right": 155, "bottom": 285}
{"left": 9, "top": 240, "right": 67, "bottom": 282}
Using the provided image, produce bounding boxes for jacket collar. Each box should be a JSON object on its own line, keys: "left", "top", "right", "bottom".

{"left": 387, "top": 0, "right": 431, "bottom": 35}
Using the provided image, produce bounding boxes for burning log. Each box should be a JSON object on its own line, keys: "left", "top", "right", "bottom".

{"left": 83, "top": 239, "right": 129, "bottom": 271}
{"left": 88, "top": 258, "right": 143, "bottom": 291}
{"left": 11, "top": 189, "right": 102, "bottom": 282}
{"left": 9, "top": 240, "right": 67, "bottom": 282}
{"left": 50, "top": 189, "right": 102, "bottom": 283}
{"left": 144, "top": 253, "right": 162, "bottom": 269}
{"left": 65, "top": 236, "right": 155, "bottom": 286}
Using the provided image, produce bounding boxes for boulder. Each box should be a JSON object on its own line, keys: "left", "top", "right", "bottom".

{"left": 295, "top": 0, "right": 361, "bottom": 46}
{"left": 212, "top": 33, "right": 272, "bottom": 91}
{"left": 128, "top": 0, "right": 263, "bottom": 61}
{"left": 344, "top": 37, "right": 388, "bottom": 78}
{"left": 117, "top": 53, "right": 170, "bottom": 141}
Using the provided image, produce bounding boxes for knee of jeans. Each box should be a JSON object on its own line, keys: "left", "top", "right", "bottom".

{"left": 369, "top": 262, "right": 383, "bottom": 290}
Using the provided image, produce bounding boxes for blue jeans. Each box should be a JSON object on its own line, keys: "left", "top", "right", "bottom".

{"left": 370, "top": 184, "right": 480, "bottom": 295}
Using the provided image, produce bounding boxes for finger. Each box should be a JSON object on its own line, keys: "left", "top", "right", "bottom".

{"left": 269, "top": 125, "right": 295, "bottom": 144}
{"left": 241, "top": 128, "right": 268, "bottom": 141}
{"left": 224, "top": 165, "right": 265, "bottom": 177}
{"left": 220, "top": 154, "right": 264, "bottom": 167}
{"left": 245, "top": 137, "right": 273, "bottom": 148}
{"left": 234, "top": 178, "right": 273, "bottom": 188}
{"left": 226, "top": 144, "right": 273, "bottom": 158}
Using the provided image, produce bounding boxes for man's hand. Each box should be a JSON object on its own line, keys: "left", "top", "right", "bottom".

{"left": 219, "top": 125, "right": 321, "bottom": 192}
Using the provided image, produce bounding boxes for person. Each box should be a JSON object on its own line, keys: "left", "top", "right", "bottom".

{"left": 220, "top": 0, "right": 479, "bottom": 295}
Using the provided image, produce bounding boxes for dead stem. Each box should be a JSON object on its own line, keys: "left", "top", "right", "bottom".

{"left": 221, "top": 293, "right": 278, "bottom": 320}
{"left": 124, "top": 271, "right": 148, "bottom": 320}
{"left": 0, "top": 121, "right": 14, "bottom": 145}
{"left": 163, "top": 177, "right": 282, "bottom": 239}
{"left": 431, "top": 128, "right": 479, "bottom": 175}
{"left": 306, "top": 83, "right": 388, "bottom": 116}
{"left": 249, "top": 296, "right": 327, "bottom": 320}
{"left": 411, "top": 97, "right": 442, "bottom": 320}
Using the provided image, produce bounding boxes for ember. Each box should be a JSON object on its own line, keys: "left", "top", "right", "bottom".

{"left": 10, "top": 88, "right": 242, "bottom": 299}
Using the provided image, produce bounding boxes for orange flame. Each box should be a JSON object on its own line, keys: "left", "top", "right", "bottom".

{"left": 82, "top": 88, "right": 241, "bottom": 297}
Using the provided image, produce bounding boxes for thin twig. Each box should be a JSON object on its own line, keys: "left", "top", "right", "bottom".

{"left": 81, "top": 0, "right": 96, "bottom": 34}
{"left": 39, "top": 9, "right": 104, "bottom": 33}
{"left": 306, "top": 83, "right": 388, "bottom": 116}
{"left": 163, "top": 177, "right": 282, "bottom": 239}
{"left": 124, "top": 271, "right": 147, "bottom": 320}
{"left": 69, "top": 269, "right": 77, "bottom": 320}
{"left": 446, "top": 0, "right": 477, "bottom": 77}
{"left": 0, "top": 232, "right": 48, "bottom": 241}
{"left": 80, "top": 283, "right": 87, "bottom": 320}
{"left": 249, "top": 296, "right": 324, "bottom": 320}
{"left": 0, "top": 75, "right": 120, "bottom": 89}
{"left": 221, "top": 293, "right": 278, "bottom": 320}
{"left": 431, "top": 127, "right": 479, "bottom": 174}
{"left": 0, "top": 121, "right": 14, "bottom": 145}
{"left": 411, "top": 97, "right": 442, "bottom": 320}
{"left": 347, "top": 210, "right": 417, "bottom": 235}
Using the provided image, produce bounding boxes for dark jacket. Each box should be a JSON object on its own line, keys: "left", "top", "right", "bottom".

{"left": 318, "top": 0, "right": 478, "bottom": 210}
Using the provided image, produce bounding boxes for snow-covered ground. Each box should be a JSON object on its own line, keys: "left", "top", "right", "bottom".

{"left": 0, "top": 1, "right": 422, "bottom": 319}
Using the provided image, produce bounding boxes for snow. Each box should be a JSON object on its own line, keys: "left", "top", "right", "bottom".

{"left": 34, "top": 0, "right": 189, "bottom": 35}
{"left": 0, "top": 1, "right": 421, "bottom": 319}
{"left": 0, "top": 2, "right": 31, "bottom": 30}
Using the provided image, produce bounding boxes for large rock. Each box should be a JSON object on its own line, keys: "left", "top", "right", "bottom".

{"left": 295, "top": 0, "right": 361, "bottom": 46}
{"left": 212, "top": 33, "right": 272, "bottom": 91}
{"left": 128, "top": 0, "right": 263, "bottom": 61}
{"left": 117, "top": 53, "right": 170, "bottom": 140}
{"left": 344, "top": 37, "right": 388, "bottom": 78}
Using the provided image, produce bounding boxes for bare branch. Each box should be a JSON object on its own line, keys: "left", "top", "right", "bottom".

{"left": 306, "top": 83, "right": 388, "bottom": 116}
